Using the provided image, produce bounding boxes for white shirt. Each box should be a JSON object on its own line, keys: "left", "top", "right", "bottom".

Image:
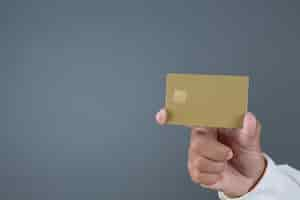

{"left": 218, "top": 155, "right": 300, "bottom": 200}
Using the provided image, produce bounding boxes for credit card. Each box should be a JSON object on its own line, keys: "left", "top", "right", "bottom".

{"left": 165, "top": 73, "right": 249, "bottom": 128}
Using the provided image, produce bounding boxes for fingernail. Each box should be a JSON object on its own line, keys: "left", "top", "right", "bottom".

{"left": 244, "top": 112, "right": 256, "bottom": 123}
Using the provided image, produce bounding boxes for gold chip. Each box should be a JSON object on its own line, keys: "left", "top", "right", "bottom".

{"left": 172, "top": 89, "right": 187, "bottom": 104}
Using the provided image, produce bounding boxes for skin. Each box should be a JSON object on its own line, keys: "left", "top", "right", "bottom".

{"left": 155, "top": 108, "right": 266, "bottom": 198}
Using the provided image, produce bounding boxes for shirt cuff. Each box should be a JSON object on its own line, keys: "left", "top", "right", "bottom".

{"left": 218, "top": 154, "right": 279, "bottom": 200}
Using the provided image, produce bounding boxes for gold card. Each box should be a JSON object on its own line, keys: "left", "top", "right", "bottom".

{"left": 165, "top": 73, "right": 249, "bottom": 128}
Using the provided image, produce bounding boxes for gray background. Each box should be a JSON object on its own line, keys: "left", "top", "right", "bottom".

{"left": 1, "top": 0, "right": 300, "bottom": 199}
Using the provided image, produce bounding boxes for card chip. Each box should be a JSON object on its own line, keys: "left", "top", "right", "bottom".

{"left": 173, "top": 89, "right": 187, "bottom": 104}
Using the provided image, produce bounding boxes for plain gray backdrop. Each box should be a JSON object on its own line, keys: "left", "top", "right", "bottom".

{"left": 1, "top": 0, "right": 300, "bottom": 199}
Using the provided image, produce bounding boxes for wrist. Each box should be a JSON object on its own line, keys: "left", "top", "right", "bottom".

{"left": 247, "top": 156, "right": 267, "bottom": 193}
{"left": 224, "top": 155, "right": 267, "bottom": 198}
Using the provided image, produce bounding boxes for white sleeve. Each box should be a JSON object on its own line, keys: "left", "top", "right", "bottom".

{"left": 218, "top": 155, "right": 300, "bottom": 200}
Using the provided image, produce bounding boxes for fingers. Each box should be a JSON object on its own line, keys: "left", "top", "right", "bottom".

{"left": 188, "top": 128, "right": 232, "bottom": 188}
{"left": 189, "top": 168, "right": 222, "bottom": 185}
{"left": 190, "top": 129, "right": 233, "bottom": 162}
{"left": 188, "top": 132, "right": 227, "bottom": 186}
{"left": 155, "top": 108, "right": 167, "bottom": 125}
{"left": 189, "top": 156, "right": 226, "bottom": 174}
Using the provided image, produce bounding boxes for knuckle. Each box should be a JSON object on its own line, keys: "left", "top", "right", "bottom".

{"left": 190, "top": 137, "right": 205, "bottom": 152}
{"left": 190, "top": 129, "right": 199, "bottom": 139}
{"left": 194, "top": 157, "right": 206, "bottom": 169}
{"left": 190, "top": 170, "right": 200, "bottom": 183}
{"left": 190, "top": 140, "right": 200, "bottom": 152}
{"left": 187, "top": 160, "right": 193, "bottom": 172}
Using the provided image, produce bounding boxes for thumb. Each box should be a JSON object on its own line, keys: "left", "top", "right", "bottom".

{"left": 155, "top": 108, "right": 168, "bottom": 125}
{"left": 239, "top": 112, "right": 261, "bottom": 148}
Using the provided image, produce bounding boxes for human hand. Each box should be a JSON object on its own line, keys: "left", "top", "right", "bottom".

{"left": 155, "top": 109, "right": 266, "bottom": 198}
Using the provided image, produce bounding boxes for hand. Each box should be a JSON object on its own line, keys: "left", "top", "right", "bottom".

{"left": 155, "top": 108, "right": 266, "bottom": 198}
